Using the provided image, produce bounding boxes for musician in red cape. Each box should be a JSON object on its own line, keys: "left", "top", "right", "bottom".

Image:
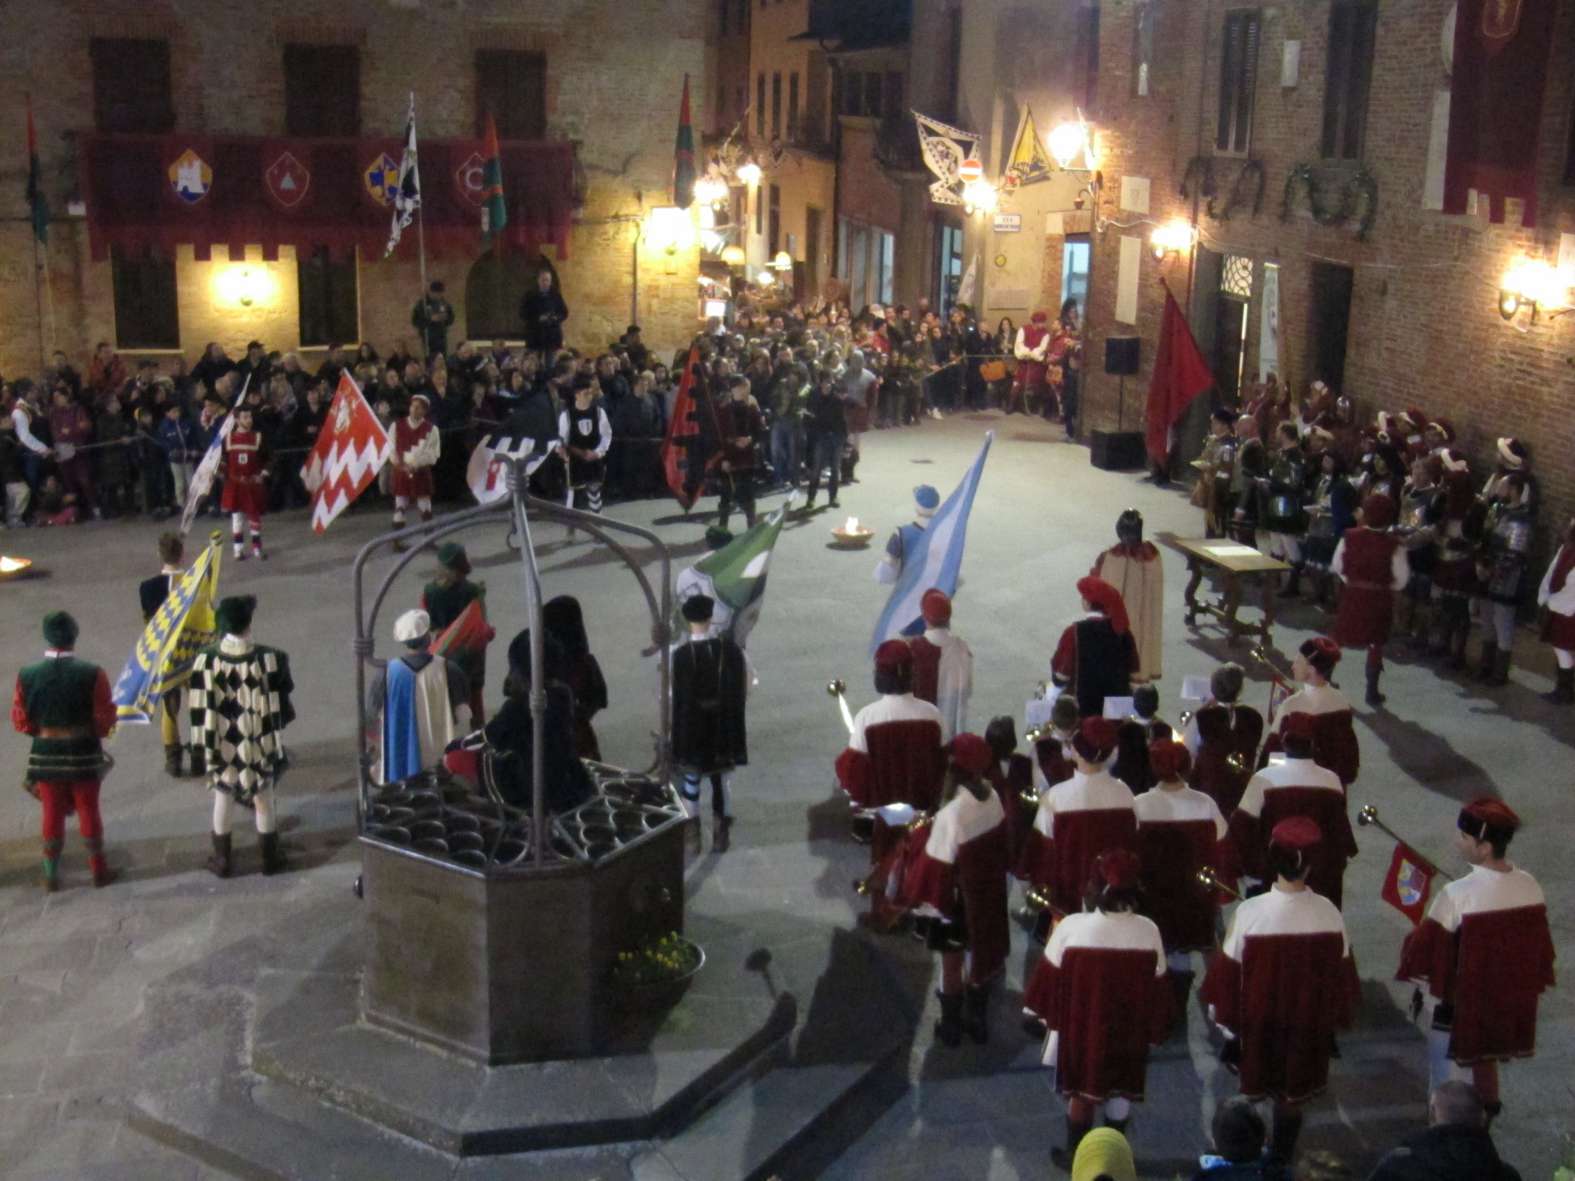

{"left": 1019, "top": 716, "right": 1136, "bottom": 940}
{"left": 1023, "top": 848, "right": 1170, "bottom": 1167}
{"left": 1052, "top": 576, "right": 1142, "bottom": 718}
{"left": 1134, "top": 739, "right": 1227, "bottom": 1024}
{"left": 1182, "top": 662, "right": 1263, "bottom": 815}
{"left": 1331, "top": 491, "right": 1410, "bottom": 707}
{"left": 1201, "top": 817, "right": 1359, "bottom": 1170}
{"left": 1259, "top": 637, "right": 1359, "bottom": 788}
{"left": 1031, "top": 692, "right": 1080, "bottom": 799}
{"left": 1397, "top": 798, "right": 1555, "bottom": 1123}
{"left": 906, "top": 588, "right": 973, "bottom": 742}
{"left": 1226, "top": 710, "right": 1357, "bottom": 907}
{"left": 835, "top": 639, "right": 946, "bottom": 832}
{"left": 983, "top": 716, "right": 1035, "bottom": 866}
{"left": 899, "top": 732, "right": 1010, "bottom": 1048}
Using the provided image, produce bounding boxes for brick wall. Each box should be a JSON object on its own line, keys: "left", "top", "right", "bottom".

{"left": 0, "top": 0, "right": 704, "bottom": 376}
{"left": 1078, "top": 0, "right": 1575, "bottom": 546}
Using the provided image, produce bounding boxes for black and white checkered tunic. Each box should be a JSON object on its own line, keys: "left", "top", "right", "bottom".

{"left": 189, "top": 637, "right": 296, "bottom": 805}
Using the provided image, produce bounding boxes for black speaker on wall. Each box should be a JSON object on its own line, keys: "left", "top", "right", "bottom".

{"left": 1104, "top": 335, "right": 1140, "bottom": 375}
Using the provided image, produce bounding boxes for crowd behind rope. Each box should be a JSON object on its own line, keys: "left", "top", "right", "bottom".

{"left": 0, "top": 284, "right": 1084, "bottom": 532}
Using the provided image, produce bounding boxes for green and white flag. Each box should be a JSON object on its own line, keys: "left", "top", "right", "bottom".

{"left": 675, "top": 502, "right": 790, "bottom": 647}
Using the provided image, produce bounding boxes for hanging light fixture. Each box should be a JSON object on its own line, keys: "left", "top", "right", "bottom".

{"left": 721, "top": 244, "right": 746, "bottom": 268}
{"left": 1150, "top": 218, "right": 1197, "bottom": 260}
{"left": 693, "top": 173, "right": 730, "bottom": 207}
{"left": 961, "top": 178, "right": 998, "bottom": 216}
{"left": 771, "top": 250, "right": 794, "bottom": 271}
{"left": 1047, "top": 119, "right": 1091, "bottom": 170}
{"left": 735, "top": 160, "right": 763, "bottom": 187}
{"left": 1497, "top": 255, "right": 1571, "bottom": 323}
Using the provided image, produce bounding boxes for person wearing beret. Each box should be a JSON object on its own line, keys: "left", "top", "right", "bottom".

{"left": 835, "top": 639, "right": 946, "bottom": 821}
{"left": 1181, "top": 663, "right": 1263, "bottom": 816}
{"left": 1052, "top": 576, "right": 1143, "bottom": 719}
{"left": 421, "top": 542, "right": 492, "bottom": 724}
{"left": 11, "top": 612, "right": 117, "bottom": 891}
{"left": 390, "top": 392, "right": 440, "bottom": 550}
{"left": 366, "top": 609, "right": 471, "bottom": 785}
{"left": 1201, "top": 817, "right": 1359, "bottom": 1171}
{"left": 906, "top": 588, "right": 973, "bottom": 742}
{"left": 898, "top": 733, "right": 1010, "bottom": 1048}
{"left": 671, "top": 594, "right": 750, "bottom": 853}
{"left": 1022, "top": 848, "right": 1170, "bottom": 1168}
{"left": 1397, "top": 798, "right": 1554, "bottom": 1123}
{"left": 1258, "top": 637, "right": 1359, "bottom": 788}
{"left": 875, "top": 484, "right": 940, "bottom": 589}
{"left": 1331, "top": 491, "right": 1410, "bottom": 706}
{"left": 189, "top": 595, "right": 296, "bottom": 878}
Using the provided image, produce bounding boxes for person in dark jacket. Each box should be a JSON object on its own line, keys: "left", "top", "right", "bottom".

{"left": 411, "top": 280, "right": 456, "bottom": 359}
{"left": 94, "top": 395, "right": 135, "bottom": 517}
{"left": 1365, "top": 1081, "right": 1520, "bottom": 1181}
{"left": 542, "top": 596, "right": 609, "bottom": 762}
{"left": 671, "top": 594, "right": 749, "bottom": 853}
{"left": 520, "top": 267, "right": 569, "bottom": 360}
{"left": 802, "top": 367, "right": 847, "bottom": 511}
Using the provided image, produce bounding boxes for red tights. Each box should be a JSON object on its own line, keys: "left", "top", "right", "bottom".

{"left": 38, "top": 779, "right": 103, "bottom": 845}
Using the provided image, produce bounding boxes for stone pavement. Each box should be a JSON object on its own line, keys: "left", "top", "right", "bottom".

{"left": 1, "top": 410, "right": 1570, "bottom": 1179}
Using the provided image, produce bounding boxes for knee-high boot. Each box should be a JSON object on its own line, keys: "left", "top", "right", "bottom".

{"left": 934, "top": 990, "right": 964, "bottom": 1048}
{"left": 963, "top": 979, "right": 992, "bottom": 1045}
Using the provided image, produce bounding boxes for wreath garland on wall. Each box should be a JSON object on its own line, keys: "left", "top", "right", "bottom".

{"left": 1280, "top": 163, "right": 1379, "bottom": 241}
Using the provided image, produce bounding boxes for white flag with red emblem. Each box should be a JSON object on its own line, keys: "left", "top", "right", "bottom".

{"left": 467, "top": 430, "right": 547, "bottom": 505}
{"left": 302, "top": 372, "right": 392, "bottom": 533}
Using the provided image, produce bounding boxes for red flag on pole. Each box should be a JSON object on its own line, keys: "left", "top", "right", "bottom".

{"left": 661, "top": 343, "right": 707, "bottom": 509}
{"left": 302, "top": 372, "right": 392, "bottom": 533}
{"left": 1144, "top": 280, "right": 1214, "bottom": 467}
{"left": 673, "top": 74, "right": 696, "bottom": 210}
{"left": 429, "top": 598, "right": 495, "bottom": 663}
{"left": 1380, "top": 841, "right": 1436, "bottom": 926}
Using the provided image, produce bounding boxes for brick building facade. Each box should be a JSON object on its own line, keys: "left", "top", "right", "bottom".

{"left": 1, "top": 0, "right": 704, "bottom": 377}
{"left": 1076, "top": 0, "right": 1575, "bottom": 543}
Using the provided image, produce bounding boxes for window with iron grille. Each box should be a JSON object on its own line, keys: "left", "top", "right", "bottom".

{"left": 1322, "top": 1, "right": 1376, "bottom": 159}
{"left": 90, "top": 38, "right": 175, "bottom": 133}
{"left": 284, "top": 44, "right": 360, "bottom": 137}
{"left": 1132, "top": 2, "right": 1154, "bottom": 97}
{"left": 111, "top": 249, "right": 179, "bottom": 350}
{"left": 476, "top": 50, "right": 546, "bottom": 140}
{"left": 1215, "top": 9, "right": 1260, "bottom": 154}
{"left": 297, "top": 248, "right": 359, "bottom": 348}
{"left": 1222, "top": 254, "right": 1254, "bottom": 299}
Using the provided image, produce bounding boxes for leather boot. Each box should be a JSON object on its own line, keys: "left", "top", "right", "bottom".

{"left": 41, "top": 838, "right": 63, "bottom": 893}
{"left": 1269, "top": 1106, "right": 1304, "bottom": 1167}
{"left": 934, "top": 990, "right": 964, "bottom": 1048}
{"left": 207, "top": 832, "right": 232, "bottom": 878}
{"left": 1446, "top": 623, "right": 1470, "bottom": 671}
{"left": 963, "top": 980, "right": 991, "bottom": 1045}
{"left": 260, "top": 831, "right": 287, "bottom": 876}
{"left": 391, "top": 520, "right": 409, "bottom": 552}
{"left": 1169, "top": 971, "right": 1195, "bottom": 1038}
{"left": 164, "top": 744, "right": 183, "bottom": 777}
{"left": 1486, "top": 649, "right": 1511, "bottom": 688}
{"left": 1050, "top": 1116, "right": 1093, "bottom": 1169}
{"left": 1545, "top": 667, "right": 1575, "bottom": 704}
{"left": 1476, "top": 640, "right": 1499, "bottom": 682}
{"left": 712, "top": 814, "right": 733, "bottom": 854}
{"left": 1365, "top": 665, "right": 1386, "bottom": 707}
{"left": 85, "top": 837, "right": 114, "bottom": 888}
{"left": 188, "top": 746, "right": 206, "bottom": 778}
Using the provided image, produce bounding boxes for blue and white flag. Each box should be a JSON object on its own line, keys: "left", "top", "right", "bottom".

{"left": 180, "top": 373, "right": 250, "bottom": 535}
{"left": 385, "top": 92, "right": 421, "bottom": 257}
{"left": 870, "top": 432, "right": 993, "bottom": 654}
{"left": 112, "top": 537, "right": 222, "bottom": 724}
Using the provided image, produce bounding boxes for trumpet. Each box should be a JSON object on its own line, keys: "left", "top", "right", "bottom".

{"left": 826, "top": 677, "right": 854, "bottom": 736}
{"left": 1024, "top": 722, "right": 1049, "bottom": 746}
{"left": 1178, "top": 709, "right": 1194, "bottom": 729}
{"left": 1196, "top": 865, "right": 1244, "bottom": 901}
{"left": 1023, "top": 883, "right": 1059, "bottom": 914}
{"left": 851, "top": 813, "right": 932, "bottom": 895}
{"left": 1356, "top": 805, "right": 1456, "bottom": 880}
{"left": 1019, "top": 784, "right": 1041, "bottom": 808}
{"left": 1249, "top": 644, "right": 1296, "bottom": 694}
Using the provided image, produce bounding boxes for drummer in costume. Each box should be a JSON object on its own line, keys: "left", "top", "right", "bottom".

{"left": 558, "top": 373, "right": 611, "bottom": 516}
{"left": 1201, "top": 817, "right": 1359, "bottom": 1171}
{"left": 190, "top": 595, "right": 295, "bottom": 878}
{"left": 906, "top": 588, "right": 973, "bottom": 741}
{"left": 390, "top": 392, "right": 440, "bottom": 550}
{"left": 1090, "top": 510, "right": 1164, "bottom": 683}
{"left": 421, "top": 543, "right": 493, "bottom": 724}
{"left": 1180, "top": 662, "right": 1262, "bottom": 815}
{"left": 366, "top": 609, "right": 471, "bottom": 784}
{"left": 898, "top": 733, "right": 1010, "bottom": 1047}
{"left": 1018, "top": 717, "right": 1136, "bottom": 940}
{"left": 1260, "top": 637, "right": 1359, "bottom": 789}
{"left": 1023, "top": 848, "right": 1170, "bottom": 1167}
{"left": 875, "top": 484, "right": 939, "bottom": 589}
{"left": 12, "top": 612, "right": 117, "bottom": 890}
{"left": 1331, "top": 491, "right": 1409, "bottom": 707}
{"left": 1052, "top": 576, "right": 1142, "bottom": 718}
{"left": 670, "top": 594, "right": 750, "bottom": 853}
{"left": 1134, "top": 739, "right": 1228, "bottom": 1030}
{"left": 1397, "top": 798, "right": 1555, "bottom": 1123}
{"left": 1535, "top": 516, "right": 1575, "bottom": 704}
{"left": 835, "top": 640, "right": 946, "bottom": 838}
{"left": 1227, "top": 710, "right": 1357, "bottom": 908}
{"left": 221, "top": 405, "right": 269, "bottom": 560}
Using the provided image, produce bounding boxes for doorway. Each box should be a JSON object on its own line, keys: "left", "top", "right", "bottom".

{"left": 935, "top": 221, "right": 963, "bottom": 314}
{"left": 1212, "top": 254, "right": 1254, "bottom": 406}
{"left": 1309, "top": 262, "right": 1354, "bottom": 391}
{"left": 1060, "top": 234, "right": 1090, "bottom": 316}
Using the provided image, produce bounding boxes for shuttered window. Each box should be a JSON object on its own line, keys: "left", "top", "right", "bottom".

{"left": 111, "top": 249, "right": 179, "bottom": 350}
{"left": 91, "top": 38, "right": 175, "bottom": 133}
{"left": 476, "top": 50, "right": 546, "bottom": 139}
{"left": 1215, "top": 9, "right": 1260, "bottom": 154}
{"left": 284, "top": 44, "right": 360, "bottom": 137}
{"left": 1321, "top": 2, "right": 1377, "bottom": 159}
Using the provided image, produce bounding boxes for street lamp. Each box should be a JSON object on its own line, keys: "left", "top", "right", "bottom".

{"left": 1150, "top": 218, "right": 1197, "bottom": 261}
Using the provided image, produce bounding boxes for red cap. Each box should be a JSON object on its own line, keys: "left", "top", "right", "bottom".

{"left": 1361, "top": 492, "right": 1396, "bottom": 529}
{"left": 1458, "top": 797, "right": 1520, "bottom": 841}
{"left": 1072, "top": 717, "right": 1120, "bottom": 762}
{"left": 1270, "top": 816, "right": 1323, "bottom": 851}
{"left": 948, "top": 732, "right": 993, "bottom": 775}
{"left": 1148, "top": 738, "right": 1192, "bottom": 781}
{"left": 1031, "top": 309, "right": 1049, "bottom": 323}
{"left": 920, "top": 588, "right": 952, "bottom": 626}
{"left": 1281, "top": 710, "right": 1318, "bottom": 740}
{"left": 874, "top": 639, "right": 913, "bottom": 674}
{"left": 1299, "top": 636, "right": 1342, "bottom": 677}
{"left": 1094, "top": 848, "right": 1143, "bottom": 891}
{"left": 1076, "top": 576, "right": 1130, "bottom": 635}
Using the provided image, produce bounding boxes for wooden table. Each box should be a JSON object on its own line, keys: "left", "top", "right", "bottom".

{"left": 1173, "top": 538, "right": 1291, "bottom": 646}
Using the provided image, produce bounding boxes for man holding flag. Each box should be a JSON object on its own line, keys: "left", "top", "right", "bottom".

{"left": 302, "top": 372, "right": 394, "bottom": 534}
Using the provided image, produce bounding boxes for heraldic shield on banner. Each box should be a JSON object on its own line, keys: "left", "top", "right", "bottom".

{"left": 1380, "top": 841, "right": 1436, "bottom": 925}
{"left": 454, "top": 152, "right": 487, "bottom": 207}
{"left": 363, "top": 152, "right": 401, "bottom": 207}
{"left": 168, "top": 148, "right": 212, "bottom": 205}
{"left": 265, "top": 151, "right": 311, "bottom": 210}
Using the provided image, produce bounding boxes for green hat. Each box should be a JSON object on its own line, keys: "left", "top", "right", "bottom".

{"left": 215, "top": 594, "right": 257, "bottom": 636}
{"left": 436, "top": 542, "right": 469, "bottom": 572}
{"left": 42, "top": 611, "right": 79, "bottom": 649}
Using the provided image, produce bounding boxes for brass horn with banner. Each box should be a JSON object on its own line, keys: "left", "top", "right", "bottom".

{"left": 827, "top": 677, "right": 854, "bottom": 736}
{"left": 1357, "top": 804, "right": 1457, "bottom": 880}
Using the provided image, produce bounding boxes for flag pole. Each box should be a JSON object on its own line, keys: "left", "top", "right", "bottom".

{"left": 412, "top": 92, "right": 428, "bottom": 300}
{"left": 30, "top": 231, "right": 46, "bottom": 369}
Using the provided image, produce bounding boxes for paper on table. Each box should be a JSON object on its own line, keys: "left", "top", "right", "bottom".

{"left": 1103, "top": 696, "right": 1135, "bottom": 720}
{"left": 1206, "top": 543, "right": 1262, "bottom": 558}
{"left": 1180, "top": 675, "right": 1212, "bottom": 703}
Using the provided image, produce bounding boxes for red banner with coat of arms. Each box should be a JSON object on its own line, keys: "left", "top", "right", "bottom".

{"left": 78, "top": 133, "right": 576, "bottom": 262}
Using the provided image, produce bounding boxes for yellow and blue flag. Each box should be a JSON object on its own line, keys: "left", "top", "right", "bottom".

{"left": 112, "top": 537, "right": 222, "bottom": 724}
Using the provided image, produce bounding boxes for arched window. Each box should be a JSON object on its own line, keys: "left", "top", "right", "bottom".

{"left": 466, "top": 252, "right": 554, "bottom": 342}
